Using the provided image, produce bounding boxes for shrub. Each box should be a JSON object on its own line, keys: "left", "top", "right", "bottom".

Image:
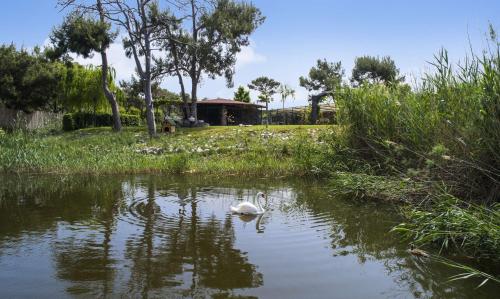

{"left": 62, "top": 113, "right": 74, "bottom": 131}
{"left": 122, "top": 114, "right": 140, "bottom": 126}
{"left": 154, "top": 111, "right": 164, "bottom": 124}
{"left": 124, "top": 107, "right": 141, "bottom": 116}
{"left": 62, "top": 112, "right": 140, "bottom": 131}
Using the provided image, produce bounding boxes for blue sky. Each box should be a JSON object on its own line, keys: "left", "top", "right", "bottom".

{"left": 1, "top": 0, "right": 500, "bottom": 108}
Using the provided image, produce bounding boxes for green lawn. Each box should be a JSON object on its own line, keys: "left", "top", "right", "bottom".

{"left": 0, "top": 125, "right": 331, "bottom": 176}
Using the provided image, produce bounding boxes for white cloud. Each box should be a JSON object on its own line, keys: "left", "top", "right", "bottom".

{"left": 71, "top": 41, "right": 136, "bottom": 82}
{"left": 235, "top": 42, "right": 266, "bottom": 69}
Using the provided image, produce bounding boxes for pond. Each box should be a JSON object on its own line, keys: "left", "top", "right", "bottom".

{"left": 0, "top": 174, "right": 497, "bottom": 298}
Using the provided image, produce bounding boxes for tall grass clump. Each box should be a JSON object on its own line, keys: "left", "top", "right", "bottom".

{"left": 336, "top": 29, "right": 500, "bottom": 202}
{"left": 392, "top": 193, "right": 500, "bottom": 258}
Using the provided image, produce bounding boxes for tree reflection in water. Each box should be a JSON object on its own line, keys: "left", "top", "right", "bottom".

{"left": 51, "top": 177, "right": 124, "bottom": 296}
{"left": 123, "top": 177, "right": 263, "bottom": 298}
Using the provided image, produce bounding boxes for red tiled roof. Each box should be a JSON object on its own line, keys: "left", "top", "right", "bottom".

{"left": 198, "top": 98, "right": 264, "bottom": 108}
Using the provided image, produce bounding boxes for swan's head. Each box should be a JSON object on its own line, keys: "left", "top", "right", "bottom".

{"left": 256, "top": 192, "right": 266, "bottom": 200}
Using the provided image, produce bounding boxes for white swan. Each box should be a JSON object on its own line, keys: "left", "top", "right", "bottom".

{"left": 231, "top": 192, "right": 266, "bottom": 215}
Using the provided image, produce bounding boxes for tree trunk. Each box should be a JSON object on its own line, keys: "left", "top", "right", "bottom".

{"left": 265, "top": 101, "right": 269, "bottom": 128}
{"left": 282, "top": 100, "right": 286, "bottom": 125}
{"left": 310, "top": 95, "right": 319, "bottom": 125}
{"left": 189, "top": 0, "right": 198, "bottom": 123}
{"left": 143, "top": 78, "right": 157, "bottom": 137}
{"left": 171, "top": 42, "right": 190, "bottom": 120}
{"left": 97, "top": 0, "right": 122, "bottom": 131}
{"left": 100, "top": 51, "right": 122, "bottom": 131}
{"left": 176, "top": 72, "right": 190, "bottom": 120}
{"left": 190, "top": 82, "right": 198, "bottom": 122}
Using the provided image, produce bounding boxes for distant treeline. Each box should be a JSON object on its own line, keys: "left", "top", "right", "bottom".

{"left": 0, "top": 45, "right": 183, "bottom": 118}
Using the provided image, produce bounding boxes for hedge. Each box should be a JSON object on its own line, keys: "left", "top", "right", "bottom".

{"left": 63, "top": 112, "right": 141, "bottom": 131}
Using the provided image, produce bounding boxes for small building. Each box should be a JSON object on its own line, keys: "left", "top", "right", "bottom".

{"left": 197, "top": 98, "right": 264, "bottom": 126}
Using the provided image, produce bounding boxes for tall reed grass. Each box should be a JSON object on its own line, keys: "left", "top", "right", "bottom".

{"left": 336, "top": 29, "right": 500, "bottom": 203}
{"left": 334, "top": 28, "right": 500, "bottom": 262}
{"left": 392, "top": 193, "right": 500, "bottom": 258}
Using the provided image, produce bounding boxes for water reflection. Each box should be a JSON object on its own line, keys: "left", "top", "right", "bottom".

{"left": 0, "top": 174, "right": 497, "bottom": 298}
{"left": 236, "top": 214, "right": 265, "bottom": 234}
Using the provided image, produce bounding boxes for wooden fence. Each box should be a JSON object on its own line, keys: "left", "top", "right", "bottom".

{"left": 0, "top": 107, "right": 62, "bottom": 130}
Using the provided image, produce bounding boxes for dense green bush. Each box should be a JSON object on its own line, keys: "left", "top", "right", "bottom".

{"left": 154, "top": 111, "right": 164, "bottom": 124}
{"left": 63, "top": 112, "right": 140, "bottom": 131}
{"left": 122, "top": 114, "right": 140, "bottom": 126}
{"left": 0, "top": 45, "right": 63, "bottom": 112}
{"left": 62, "top": 113, "right": 74, "bottom": 131}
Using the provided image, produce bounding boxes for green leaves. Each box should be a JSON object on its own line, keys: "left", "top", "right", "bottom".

{"left": 299, "top": 59, "right": 344, "bottom": 93}
{"left": 351, "top": 55, "right": 404, "bottom": 86}
{"left": 234, "top": 86, "right": 251, "bottom": 103}
{"left": 50, "top": 11, "right": 116, "bottom": 59}
{"left": 159, "top": 0, "right": 265, "bottom": 93}
{"left": 248, "top": 76, "right": 281, "bottom": 103}
{"left": 392, "top": 194, "right": 500, "bottom": 258}
{"left": 0, "top": 45, "right": 64, "bottom": 112}
{"left": 279, "top": 84, "right": 295, "bottom": 102}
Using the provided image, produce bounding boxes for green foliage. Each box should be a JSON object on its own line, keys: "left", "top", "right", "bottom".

{"left": 392, "top": 194, "right": 500, "bottom": 258}
{"left": 0, "top": 125, "right": 326, "bottom": 175}
{"left": 120, "top": 115, "right": 141, "bottom": 127}
{"left": 157, "top": 0, "right": 265, "bottom": 115}
{"left": 119, "top": 76, "right": 145, "bottom": 114}
{"left": 279, "top": 84, "right": 295, "bottom": 106}
{"left": 191, "top": 0, "right": 265, "bottom": 86}
{"left": 299, "top": 59, "right": 344, "bottom": 94}
{"left": 62, "top": 114, "right": 74, "bottom": 131}
{"left": 248, "top": 76, "right": 281, "bottom": 103}
{"left": 119, "top": 75, "right": 182, "bottom": 117}
{"left": 62, "top": 64, "right": 110, "bottom": 112}
{"left": 50, "top": 11, "right": 116, "bottom": 59}
{"left": 329, "top": 172, "right": 425, "bottom": 202}
{"left": 153, "top": 85, "right": 183, "bottom": 114}
{"left": 329, "top": 29, "right": 500, "bottom": 268}
{"left": 336, "top": 38, "right": 500, "bottom": 200}
{"left": 430, "top": 255, "right": 500, "bottom": 288}
{"left": 234, "top": 86, "right": 251, "bottom": 102}
{"left": 0, "top": 44, "right": 117, "bottom": 114}
{"left": 0, "top": 45, "right": 65, "bottom": 112}
{"left": 351, "top": 55, "right": 404, "bottom": 86}
{"left": 62, "top": 112, "right": 140, "bottom": 131}
{"left": 290, "top": 136, "right": 326, "bottom": 176}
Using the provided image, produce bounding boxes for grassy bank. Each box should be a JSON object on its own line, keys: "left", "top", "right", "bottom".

{"left": 0, "top": 125, "right": 333, "bottom": 176}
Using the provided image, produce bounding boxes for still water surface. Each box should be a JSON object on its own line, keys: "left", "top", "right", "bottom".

{"left": 0, "top": 175, "right": 497, "bottom": 298}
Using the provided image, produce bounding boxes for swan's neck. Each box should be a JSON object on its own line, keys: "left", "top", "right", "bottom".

{"left": 256, "top": 197, "right": 265, "bottom": 212}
